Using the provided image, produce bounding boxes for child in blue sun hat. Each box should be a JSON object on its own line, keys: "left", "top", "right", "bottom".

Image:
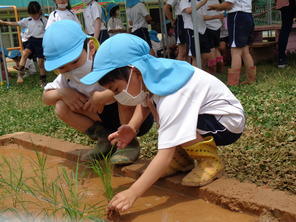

{"left": 81, "top": 33, "right": 245, "bottom": 212}
{"left": 42, "top": 20, "right": 153, "bottom": 164}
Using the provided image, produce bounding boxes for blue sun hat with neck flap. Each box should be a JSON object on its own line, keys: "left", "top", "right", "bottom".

{"left": 80, "top": 34, "right": 195, "bottom": 96}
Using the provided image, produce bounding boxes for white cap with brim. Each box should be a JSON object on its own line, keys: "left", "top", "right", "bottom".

{"left": 43, "top": 20, "right": 89, "bottom": 72}
{"left": 80, "top": 34, "right": 195, "bottom": 96}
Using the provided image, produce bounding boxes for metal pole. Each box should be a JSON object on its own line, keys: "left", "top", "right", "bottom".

{"left": 191, "top": 0, "right": 202, "bottom": 68}
{"left": 158, "top": 0, "right": 169, "bottom": 58}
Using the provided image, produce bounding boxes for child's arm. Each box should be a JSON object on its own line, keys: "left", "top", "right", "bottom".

{"left": 203, "top": 13, "right": 224, "bottom": 21}
{"left": 0, "top": 20, "right": 20, "bottom": 26}
{"left": 83, "top": 89, "right": 115, "bottom": 113}
{"left": 42, "top": 88, "right": 88, "bottom": 111}
{"left": 108, "top": 104, "right": 151, "bottom": 148}
{"left": 164, "top": 4, "right": 175, "bottom": 25}
{"left": 208, "top": 1, "right": 233, "bottom": 11}
{"left": 94, "top": 18, "right": 102, "bottom": 40}
{"left": 108, "top": 147, "right": 176, "bottom": 211}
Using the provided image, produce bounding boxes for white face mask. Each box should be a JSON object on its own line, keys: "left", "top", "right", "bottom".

{"left": 57, "top": 3, "right": 68, "bottom": 9}
{"left": 63, "top": 43, "right": 93, "bottom": 82}
{"left": 114, "top": 68, "right": 148, "bottom": 107}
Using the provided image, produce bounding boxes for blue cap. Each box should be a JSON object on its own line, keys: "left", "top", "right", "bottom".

{"left": 149, "top": 30, "right": 160, "bottom": 42}
{"left": 43, "top": 20, "right": 89, "bottom": 71}
{"left": 81, "top": 34, "right": 194, "bottom": 96}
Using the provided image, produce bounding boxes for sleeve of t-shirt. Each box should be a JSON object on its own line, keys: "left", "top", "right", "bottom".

{"left": 179, "top": 0, "right": 190, "bottom": 12}
{"left": 138, "top": 3, "right": 149, "bottom": 17}
{"left": 225, "top": 0, "right": 235, "bottom": 3}
{"left": 45, "top": 12, "right": 55, "bottom": 29}
{"left": 44, "top": 74, "right": 69, "bottom": 91}
{"left": 17, "top": 18, "right": 28, "bottom": 28}
{"left": 91, "top": 2, "right": 102, "bottom": 20}
{"left": 167, "top": 0, "right": 178, "bottom": 7}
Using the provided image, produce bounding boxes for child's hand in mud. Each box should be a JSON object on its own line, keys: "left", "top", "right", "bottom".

{"left": 108, "top": 188, "right": 137, "bottom": 212}
{"left": 83, "top": 91, "right": 105, "bottom": 113}
{"left": 58, "top": 88, "right": 87, "bottom": 111}
{"left": 108, "top": 125, "right": 137, "bottom": 149}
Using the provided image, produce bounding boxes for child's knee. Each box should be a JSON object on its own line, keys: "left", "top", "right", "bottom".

{"left": 55, "top": 100, "right": 69, "bottom": 119}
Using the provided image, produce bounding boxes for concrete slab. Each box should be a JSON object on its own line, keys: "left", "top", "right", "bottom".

{"left": 1, "top": 132, "right": 295, "bottom": 222}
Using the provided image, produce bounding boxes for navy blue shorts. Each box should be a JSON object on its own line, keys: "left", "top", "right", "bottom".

{"left": 98, "top": 102, "right": 154, "bottom": 137}
{"left": 227, "top": 11, "right": 254, "bottom": 48}
{"left": 197, "top": 114, "right": 242, "bottom": 146}
{"left": 175, "top": 15, "right": 187, "bottom": 44}
{"left": 132, "top": 27, "right": 152, "bottom": 49}
{"left": 25, "top": 37, "right": 44, "bottom": 59}
{"left": 185, "top": 29, "right": 211, "bottom": 56}
{"left": 205, "top": 28, "right": 221, "bottom": 48}
{"left": 98, "top": 30, "right": 109, "bottom": 44}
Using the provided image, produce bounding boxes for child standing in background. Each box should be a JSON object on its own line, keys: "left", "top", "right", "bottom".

{"left": 46, "top": 0, "right": 81, "bottom": 29}
{"left": 106, "top": 3, "right": 125, "bottom": 37}
{"left": 202, "top": 0, "right": 224, "bottom": 74}
{"left": 0, "top": 1, "right": 47, "bottom": 87}
{"left": 126, "top": 0, "right": 154, "bottom": 54}
{"left": 180, "top": 0, "right": 209, "bottom": 67}
{"left": 208, "top": 0, "right": 256, "bottom": 85}
{"left": 82, "top": 0, "right": 109, "bottom": 44}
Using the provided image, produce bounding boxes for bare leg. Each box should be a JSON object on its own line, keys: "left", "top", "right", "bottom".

{"left": 55, "top": 100, "right": 100, "bottom": 133}
{"left": 19, "top": 49, "right": 31, "bottom": 68}
{"left": 241, "top": 45, "right": 254, "bottom": 69}
{"left": 176, "top": 44, "right": 187, "bottom": 61}
{"left": 191, "top": 56, "right": 197, "bottom": 67}
{"left": 230, "top": 48, "right": 243, "bottom": 69}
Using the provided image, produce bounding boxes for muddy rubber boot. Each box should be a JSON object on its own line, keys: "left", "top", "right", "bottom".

{"left": 161, "top": 147, "right": 195, "bottom": 178}
{"left": 227, "top": 68, "right": 240, "bottom": 86}
{"left": 241, "top": 66, "right": 256, "bottom": 85}
{"left": 81, "top": 122, "right": 112, "bottom": 162}
{"left": 207, "top": 59, "right": 217, "bottom": 75}
{"left": 181, "top": 136, "right": 224, "bottom": 187}
{"left": 216, "top": 56, "right": 224, "bottom": 74}
{"left": 110, "top": 138, "right": 140, "bottom": 165}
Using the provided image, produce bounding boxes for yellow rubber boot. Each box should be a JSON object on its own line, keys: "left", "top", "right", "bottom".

{"left": 162, "top": 147, "right": 195, "bottom": 178}
{"left": 182, "top": 136, "right": 224, "bottom": 187}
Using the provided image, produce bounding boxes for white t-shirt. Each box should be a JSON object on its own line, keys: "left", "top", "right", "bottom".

{"left": 180, "top": 0, "right": 206, "bottom": 34}
{"left": 18, "top": 16, "right": 47, "bottom": 38}
{"left": 202, "top": 0, "right": 222, "bottom": 30}
{"left": 153, "top": 68, "right": 245, "bottom": 149}
{"left": 167, "top": 0, "right": 182, "bottom": 16}
{"left": 46, "top": 9, "right": 81, "bottom": 29}
{"left": 126, "top": 3, "right": 149, "bottom": 32}
{"left": 107, "top": 17, "right": 124, "bottom": 37}
{"left": 83, "top": 1, "right": 106, "bottom": 35}
{"left": 226, "top": 0, "right": 252, "bottom": 13}
{"left": 44, "top": 73, "right": 105, "bottom": 98}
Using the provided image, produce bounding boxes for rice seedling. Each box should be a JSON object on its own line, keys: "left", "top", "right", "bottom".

{"left": 0, "top": 151, "right": 107, "bottom": 221}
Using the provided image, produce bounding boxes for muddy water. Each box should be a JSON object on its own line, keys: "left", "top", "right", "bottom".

{"left": 0, "top": 144, "right": 257, "bottom": 221}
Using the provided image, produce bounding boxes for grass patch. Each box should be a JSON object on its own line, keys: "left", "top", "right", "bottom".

{"left": 0, "top": 59, "right": 295, "bottom": 194}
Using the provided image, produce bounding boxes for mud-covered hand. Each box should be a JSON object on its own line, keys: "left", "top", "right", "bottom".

{"left": 108, "top": 125, "right": 137, "bottom": 149}
{"left": 108, "top": 188, "right": 138, "bottom": 212}
{"left": 58, "top": 88, "right": 87, "bottom": 112}
{"left": 83, "top": 91, "right": 105, "bottom": 113}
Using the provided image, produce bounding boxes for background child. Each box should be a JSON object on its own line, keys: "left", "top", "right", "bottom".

{"left": 126, "top": 0, "right": 154, "bottom": 55}
{"left": 0, "top": 1, "right": 47, "bottom": 87}
{"left": 106, "top": 3, "right": 125, "bottom": 37}
{"left": 46, "top": 0, "right": 81, "bottom": 29}
{"left": 180, "top": 0, "right": 209, "bottom": 67}
{"left": 42, "top": 20, "right": 153, "bottom": 164}
{"left": 80, "top": 34, "right": 245, "bottom": 212}
{"left": 164, "top": 0, "right": 188, "bottom": 61}
{"left": 82, "top": 0, "right": 109, "bottom": 44}
{"left": 208, "top": 0, "right": 256, "bottom": 85}
{"left": 202, "top": 0, "right": 224, "bottom": 74}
